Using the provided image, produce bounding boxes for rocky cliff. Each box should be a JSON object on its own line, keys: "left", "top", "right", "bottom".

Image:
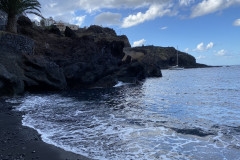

{"left": 0, "top": 16, "right": 161, "bottom": 96}
{"left": 0, "top": 16, "right": 210, "bottom": 96}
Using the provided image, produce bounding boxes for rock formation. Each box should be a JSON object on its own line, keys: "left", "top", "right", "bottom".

{"left": 0, "top": 16, "right": 209, "bottom": 96}
{"left": 124, "top": 46, "right": 208, "bottom": 69}
{"left": 0, "top": 16, "right": 162, "bottom": 96}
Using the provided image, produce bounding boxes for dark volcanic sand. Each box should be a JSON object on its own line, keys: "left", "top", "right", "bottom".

{"left": 0, "top": 98, "right": 91, "bottom": 160}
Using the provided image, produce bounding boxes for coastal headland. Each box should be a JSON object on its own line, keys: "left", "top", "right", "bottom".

{"left": 0, "top": 16, "right": 208, "bottom": 97}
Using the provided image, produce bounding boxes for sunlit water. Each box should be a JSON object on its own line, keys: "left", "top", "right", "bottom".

{"left": 7, "top": 66, "right": 240, "bottom": 160}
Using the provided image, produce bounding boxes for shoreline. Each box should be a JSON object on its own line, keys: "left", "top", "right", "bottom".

{"left": 0, "top": 98, "right": 91, "bottom": 160}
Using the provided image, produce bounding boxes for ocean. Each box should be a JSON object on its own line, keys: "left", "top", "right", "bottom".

{"left": 7, "top": 65, "right": 240, "bottom": 160}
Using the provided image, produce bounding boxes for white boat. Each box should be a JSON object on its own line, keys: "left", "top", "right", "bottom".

{"left": 169, "top": 46, "right": 184, "bottom": 70}
{"left": 169, "top": 65, "right": 184, "bottom": 70}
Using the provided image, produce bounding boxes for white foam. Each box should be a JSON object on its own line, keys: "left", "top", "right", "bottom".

{"left": 8, "top": 93, "right": 240, "bottom": 160}
{"left": 113, "top": 81, "right": 131, "bottom": 87}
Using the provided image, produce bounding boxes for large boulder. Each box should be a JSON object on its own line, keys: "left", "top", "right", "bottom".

{"left": 64, "top": 26, "right": 76, "bottom": 38}
{"left": 0, "top": 64, "right": 24, "bottom": 96}
{"left": 48, "top": 25, "right": 61, "bottom": 36}
{"left": 115, "top": 61, "right": 162, "bottom": 83}
{"left": 0, "top": 31, "right": 34, "bottom": 55}
{"left": 63, "top": 62, "right": 91, "bottom": 88}
{"left": 22, "top": 55, "right": 67, "bottom": 91}
{"left": 94, "top": 75, "right": 118, "bottom": 88}
{"left": 0, "top": 32, "right": 67, "bottom": 96}
{"left": 119, "top": 35, "right": 131, "bottom": 48}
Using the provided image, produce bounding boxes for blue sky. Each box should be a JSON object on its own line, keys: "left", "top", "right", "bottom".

{"left": 31, "top": 0, "right": 240, "bottom": 65}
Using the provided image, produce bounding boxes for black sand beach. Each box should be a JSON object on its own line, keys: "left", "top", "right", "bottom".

{"left": 0, "top": 98, "right": 91, "bottom": 160}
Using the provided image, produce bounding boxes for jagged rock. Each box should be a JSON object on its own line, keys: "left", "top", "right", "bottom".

{"left": 0, "top": 24, "right": 166, "bottom": 96}
{"left": 0, "top": 32, "right": 67, "bottom": 96}
{"left": 115, "top": 61, "right": 162, "bottom": 83}
{"left": 22, "top": 55, "right": 67, "bottom": 91}
{"left": 123, "top": 55, "right": 132, "bottom": 64}
{"left": 86, "top": 25, "right": 116, "bottom": 35}
{"left": 116, "top": 62, "right": 146, "bottom": 83}
{"left": 0, "top": 31, "right": 34, "bottom": 55}
{"left": 94, "top": 75, "right": 118, "bottom": 88}
{"left": 64, "top": 26, "right": 76, "bottom": 38}
{"left": 63, "top": 62, "right": 89, "bottom": 88}
{"left": 119, "top": 35, "right": 131, "bottom": 47}
{"left": 0, "top": 64, "right": 24, "bottom": 96}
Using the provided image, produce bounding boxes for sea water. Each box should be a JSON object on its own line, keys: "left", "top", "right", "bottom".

{"left": 7, "top": 65, "right": 240, "bottom": 160}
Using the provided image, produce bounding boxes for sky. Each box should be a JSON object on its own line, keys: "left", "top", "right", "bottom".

{"left": 29, "top": 0, "right": 240, "bottom": 65}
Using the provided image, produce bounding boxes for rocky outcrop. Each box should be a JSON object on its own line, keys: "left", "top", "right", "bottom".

{"left": 0, "top": 64, "right": 24, "bottom": 96}
{"left": 124, "top": 46, "right": 208, "bottom": 69}
{"left": 76, "top": 25, "right": 131, "bottom": 48}
{"left": 64, "top": 26, "right": 76, "bottom": 38}
{"left": 48, "top": 25, "right": 61, "bottom": 36}
{"left": 0, "top": 31, "right": 34, "bottom": 55}
{"left": 116, "top": 61, "right": 161, "bottom": 82}
{"left": 0, "top": 31, "right": 67, "bottom": 96}
{"left": 22, "top": 55, "right": 67, "bottom": 91}
{"left": 0, "top": 17, "right": 162, "bottom": 96}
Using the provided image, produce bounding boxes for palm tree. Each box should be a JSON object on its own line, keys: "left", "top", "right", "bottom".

{"left": 0, "top": 0, "right": 42, "bottom": 33}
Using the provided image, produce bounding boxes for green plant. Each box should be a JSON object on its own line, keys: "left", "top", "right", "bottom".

{"left": 0, "top": 0, "right": 43, "bottom": 33}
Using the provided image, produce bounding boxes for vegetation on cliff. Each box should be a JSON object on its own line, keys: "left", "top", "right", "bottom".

{"left": 0, "top": 0, "right": 42, "bottom": 33}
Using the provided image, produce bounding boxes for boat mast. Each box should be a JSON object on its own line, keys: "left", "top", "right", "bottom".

{"left": 176, "top": 46, "right": 179, "bottom": 67}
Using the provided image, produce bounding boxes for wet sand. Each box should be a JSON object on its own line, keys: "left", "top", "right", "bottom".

{"left": 0, "top": 98, "right": 91, "bottom": 160}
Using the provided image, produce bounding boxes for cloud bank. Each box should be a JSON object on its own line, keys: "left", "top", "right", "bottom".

{"left": 94, "top": 12, "right": 122, "bottom": 26}
{"left": 191, "top": 0, "right": 240, "bottom": 18}
{"left": 31, "top": 0, "right": 240, "bottom": 27}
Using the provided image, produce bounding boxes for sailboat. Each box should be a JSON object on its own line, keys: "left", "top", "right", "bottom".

{"left": 169, "top": 46, "right": 184, "bottom": 70}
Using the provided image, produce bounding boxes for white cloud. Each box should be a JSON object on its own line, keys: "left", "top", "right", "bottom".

{"left": 37, "top": 0, "right": 171, "bottom": 15}
{"left": 233, "top": 19, "right": 240, "bottom": 26}
{"left": 216, "top": 49, "right": 226, "bottom": 56}
{"left": 191, "top": 0, "right": 240, "bottom": 18}
{"left": 194, "top": 42, "right": 214, "bottom": 51}
{"left": 52, "top": 13, "right": 86, "bottom": 26}
{"left": 206, "top": 42, "right": 214, "bottom": 49}
{"left": 94, "top": 12, "right": 122, "bottom": 26}
{"left": 132, "top": 39, "right": 146, "bottom": 47}
{"left": 185, "top": 48, "right": 189, "bottom": 52}
{"left": 121, "top": 3, "right": 171, "bottom": 28}
{"left": 179, "top": 0, "right": 195, "bottom": 6}
{"left": 196, "top": 55, "right": 206, "bottom": 59}
{"left": 28, "top": 0, "right": 240, "bottom": 27}
{"left": 196, "top": 42, "right": 205, "bottom": 51}
{"left": 49, "top": 2, "right": 57, "bottom": 8}
{"left": 74, "top": 16, "right": 86, "bottom": 26}
{"left": 160, "top": 26, "right": 168, "bottom": 30}
{"left": 28, "top": 0, "right": 175, "bottom": 28}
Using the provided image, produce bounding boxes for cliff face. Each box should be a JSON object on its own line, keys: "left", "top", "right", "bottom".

{"left": 0, "top": 17, "right": 161, "bottom": 96}
{"left": 123, "top": 46, "right": 208, "bottom": 69}
{"left": 0, "top": 31, "right": 67, "bottom": 95}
